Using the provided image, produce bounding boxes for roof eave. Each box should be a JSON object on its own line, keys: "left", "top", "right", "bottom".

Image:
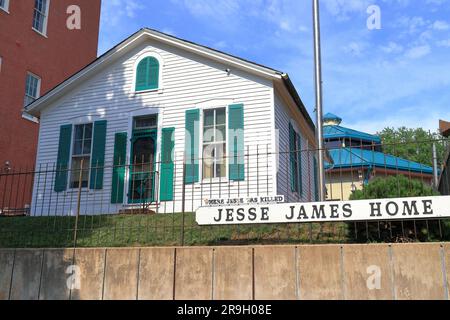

{"left": 280, "top": 74, "right": 316, "bottom": 133}
{"left": 140, "top": 28, "right": 284, "bottom": 80}
{"left": 25, "top": 28, "right": 285, "bottom": 117}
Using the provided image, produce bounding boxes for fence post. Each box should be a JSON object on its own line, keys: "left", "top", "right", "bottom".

{"left": 432, "top": 143, "right": 439, "bottom": 189}
{"left": 73, "top": 158, "right": 84, "bottom": 247}
{"left": 181, "top": 161, "right": 186, "bottom": 246}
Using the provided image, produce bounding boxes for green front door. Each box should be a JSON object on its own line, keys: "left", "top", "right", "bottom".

{"left": 128, "top": 129, "right": 157, "bottom": 204}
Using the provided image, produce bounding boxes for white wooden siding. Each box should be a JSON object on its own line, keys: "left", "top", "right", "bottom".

{"left": 31, "top": 40, "right": 277, "bottom": 215}
{"left": 274, "top": 95, "right": 317, "bottom": 203}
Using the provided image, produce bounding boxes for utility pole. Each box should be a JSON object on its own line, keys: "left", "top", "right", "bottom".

{"left": 313, "top": 0, "right": 326, "bottom": 201}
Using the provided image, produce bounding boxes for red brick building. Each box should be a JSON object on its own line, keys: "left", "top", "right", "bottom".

{"left": 0, "top": 0, "right": 101, "bottom": 172}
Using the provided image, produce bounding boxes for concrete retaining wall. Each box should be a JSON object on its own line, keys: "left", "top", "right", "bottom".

{"left": 0, "top": 243, "right": 449, "bottom": 300}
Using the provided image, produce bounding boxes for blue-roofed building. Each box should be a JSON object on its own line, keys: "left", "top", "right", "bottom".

{"left": 323, "top": 114, "right": 434, "bottom": 200}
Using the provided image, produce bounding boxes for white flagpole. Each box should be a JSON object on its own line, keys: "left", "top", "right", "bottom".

{"left": 313, "top": 0, "right": 326, "bottom": 201}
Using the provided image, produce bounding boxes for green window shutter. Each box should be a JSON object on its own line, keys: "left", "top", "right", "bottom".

{"left": 228, "top": 103, "right": 245, "bottom": 181}
{"left": 148, "top": 57, "right": 159, "bottom": 90}
{"left": 296, "top": 133, "right": 303, "bottom": 195}
{"left": 160, "top": 128, "right": 175, "bottom": 201}
{"left": 135, "top": 57, "right": 160, "bottom": 91}
{"left": 135, "top": 58, "right": 149, "bottom": 91}
{"left": 54, "top": 125, "right": 72, "bottom": 192}
{"left": 111, "top": 132, "right": 127, "bottom": 204}
{"left": 289, "top": 123, "right": 298, "bottom": 192}
{"left": 185, "top": 109, "right": 199, "bottom": 184}
{"left": 90, "top": 120, "right": 107, "bottom": 190}
{"left": 313, "top": 157, "right": 319, "bottom": 201}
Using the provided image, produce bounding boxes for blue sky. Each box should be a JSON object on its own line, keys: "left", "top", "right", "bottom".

{"left": 98, "top": 0, "right": 450, "bottom": 134}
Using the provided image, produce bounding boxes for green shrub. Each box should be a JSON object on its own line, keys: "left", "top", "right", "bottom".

{"left": 349, "top": 175, "right": 448, "bottom": 242}
{"left": 349, "top": 175, "right": 439, "bottom": 200}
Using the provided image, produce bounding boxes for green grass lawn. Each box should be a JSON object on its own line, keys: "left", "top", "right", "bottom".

{"left": 0, "top": 213, "right": 352, "bottom": 248}
{"left": 1, "top": 213, "right": 448, "bottom": 248}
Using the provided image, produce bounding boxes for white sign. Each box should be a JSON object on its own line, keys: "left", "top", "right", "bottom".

{"left": 196, "top": 196, "right": 450, "bottom": 226}
{"left": 203, "top": 195, "right": 284, "bottom": 207}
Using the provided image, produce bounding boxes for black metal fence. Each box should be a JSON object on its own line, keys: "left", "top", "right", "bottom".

{"left": 0, "top": 140, "right": 449, "bottom": 248}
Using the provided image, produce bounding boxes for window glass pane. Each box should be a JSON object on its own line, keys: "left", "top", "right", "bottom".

{"left": 35, "top": 0, "right": 48, "bottom": 13}
{"left": 33, "top": 0, "right": 47, "bottom": 32}
{"left": 204, "top": 110, "right": 214, "bottom": 127}
{"left": 134, "top": 115, "right": 157, "bottom": 129}
{"left": 25, "top": 74, "right": 39, "bottom": 98}
{"left": 203, "top": 144, "right": 214, "bottom": 164}
{"left": 41, "top": 0, "right": 47, "bottom": 13}
{"left": 30, "top": 79, "right": 37, "bottom": 97}
{"left": 33, "top": 12, "right": 43, "bottom": 31}
{"left": 35, "top": 0, "right": 43, "bottom": 12}
{"left": 26, "top": 76, "right": 32, "bottom": 96}
{"left": 70, "top": 157, "right": 90, "bottom": 189}
{"left": 325, "top": 140, "right": 342, "bottom": 150}
{"left": 203, "top": 127, "right": 214, "bottom": 143}
{"left": 202, "top": 145, "right": 214, "bottom": 179}
{"left": 0, "top": 0, "right": 5, "bottom": 9}
{"left": 83, "top": 139, "right": 92, "bottom": 155}
{"left": 84, "top": 123, "right": 93, "bottom": 139}
{"left": 73, "top": 124, "right": 93, "bottom": 156}
{"left": 202, "top": 108, "right": 227, "bottom": 179}
{"left": 215, "top": 125, "right": 226, "bottom": 142}
{"left": 73, "top": 140, "right": 83, "bottom": 155}
{"left": 25, "top": 77, "right": 31, "bottom": 94}
{"left": 216, "top": 144, "right": 226, "bottom": 178}
{"left": 216, "top": 108, "right": 226, "bottom": 125}
{"left": 74, "top": 125, "right": 84, "bottom": 140}
{"left": 24, "top": 74, "right": 40, "bottom": 106}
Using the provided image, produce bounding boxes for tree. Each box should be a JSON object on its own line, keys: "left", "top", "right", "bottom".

{"left": 377, "top": 127, "right": 448, "bottom": 167}
{"left": 349, "top": 176, "right": 448, "bottom": 242}
{"left": 349, "top": 175, "right": 439, "bottom": 200}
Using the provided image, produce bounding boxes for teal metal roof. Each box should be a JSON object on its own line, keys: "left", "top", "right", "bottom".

{"left": 324, "top": 125, "right": 382, "bottom": 144}
{"left": 323, "top": 113, "right": 342, "bottom": 122}
{"left": 325, "top": 148, "right": 434, "bottom": 174}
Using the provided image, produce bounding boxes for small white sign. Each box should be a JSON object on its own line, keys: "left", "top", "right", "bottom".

{"left": 202, "top": 195, "right": 285, "bottom": 207}
{"left": 196, "top": 196, "right": 450, "bottom": 226}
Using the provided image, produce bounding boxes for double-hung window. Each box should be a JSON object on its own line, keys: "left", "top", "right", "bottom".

{"left": 24, "top": 73, "right": 41, "bottom": 107}
{"left": 202, "top": 108, "right": 226, "bottom": 179}
{"left": 70, "top": 123, "right": 93, "bottom": 189}
{"left": 0, "top": 0, "right": 10, "bottom": 12}
{"left": 33, "top": 0, "right": 49, "bottom": 35}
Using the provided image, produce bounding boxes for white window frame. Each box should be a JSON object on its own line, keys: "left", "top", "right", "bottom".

{"left": 32, "top": 0, "right": 50, "bottom": 37}
{"left": 131, "top": 50, "right": 164, "bottom": 95}
{"left": 24, "top": 72, "right": 41, "bottom": 107}
{"left": 200, "top": 106, "right": 229, "bottom": 183}
{"left": 0, "top": 0, "right": 10, "bottom": 13}
{"left": 68, "top": 122, "right": 94, "bottom": 190}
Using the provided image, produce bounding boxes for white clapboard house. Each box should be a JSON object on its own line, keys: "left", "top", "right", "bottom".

{"left": 25, "top": 28, "right": 319, "bottom": 216}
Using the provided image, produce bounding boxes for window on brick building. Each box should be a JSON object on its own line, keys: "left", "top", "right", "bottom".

{"left": 0, "top": 0, "right": 9, "bottom": 12}
{"left": 33, "top": 0, "right": 50, "bottom": 35}
{"left": 24, "top": 73, "right": 41, "bottom": 107}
